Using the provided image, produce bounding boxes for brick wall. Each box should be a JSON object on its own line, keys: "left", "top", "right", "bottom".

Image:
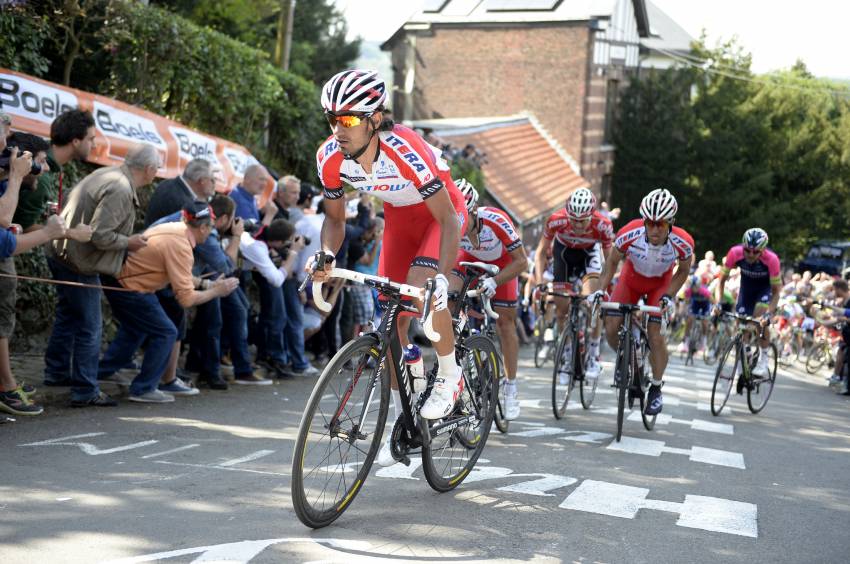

{"left": 392, "top": 24, "right": 591, "bottom": 164}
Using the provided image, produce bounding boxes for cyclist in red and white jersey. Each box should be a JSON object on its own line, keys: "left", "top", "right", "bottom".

{"left": 591, "top": 189, "right": 694, "bottom": 415}
{"left": 451, "top": 179, "right": 528, "bottom": 420}
{"left": 310, "top": 69, "right": 468, "bottom": 423}
{"left": 534, "top": 188, "right": 614, "bottom": 379}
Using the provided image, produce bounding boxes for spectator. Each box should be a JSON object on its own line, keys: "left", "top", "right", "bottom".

{"left": 273, "top": 175, "right": 303, "bottom": 223}
{"left": 12, "top": 109, "right": 96, "bottom": 231}
{"left": 145, "top": 158, "right": 217, "bottom": 226}
{"left": 277, "top": 180, "right": 320, "bottom": 377}
{"left": 240, "top": 218, "right": 304, "bottom": 377}
{"left": 230, "top": 164, "right": 276, "bottom": 226}
{"left": 1, "top": 120, "right": 88, "bottom": 416}
{"left": 350, "top": 217, "right": 384, "bottom": 334}
{"left": 45, "top": 143, "right": 157, "bottom": 407}
{"left": 98, "top": 201, "right": 239, "bottom": 402}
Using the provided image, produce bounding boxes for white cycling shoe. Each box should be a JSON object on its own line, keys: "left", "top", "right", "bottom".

{"left": 585, "top": 356, "right": 602, "bottom": 380}
{"left": 752, "top": 354, "right": 771, "bottom": 377}
{"left": 504, "top": 389, "right": 520, "bottom": 420}
{"left": 376, "top": 437, "right": 395, "bottom": 467}
{"left": 420, "top": 368, "right": 462, "bottom": 420}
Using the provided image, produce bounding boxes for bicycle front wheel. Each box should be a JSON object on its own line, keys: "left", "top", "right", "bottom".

{"left": 703, "top": 331, "right": 720, "bottom": 365}
{"left": 615, "top": 334, "right": 631, "bottom": 442}
{"left": 552, "top": 329, "right": 575, "bottom": 419}
{"left": 533, "top": 319, "right": 546, "bottom": 368}
{"left": 711, "top": 340, "right": 738, "bottom": 416}
{"left": 493, "top": 359, "right": 509, "bottom": 434}
{"left": 420, "top": 334, "right": 498, "bottom": 492}
{"left": 805, "top": 343, "right": 828, "bottom": 374}
{"left": 748, "top": 343, "right": 777, "bottom": 413}
{"left": 291, "top": 335, "right": 388, "bottom": 528}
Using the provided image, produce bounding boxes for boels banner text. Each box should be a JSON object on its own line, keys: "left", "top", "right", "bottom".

{"left": 0, "top": 68, "right": 273, "bottom": 202}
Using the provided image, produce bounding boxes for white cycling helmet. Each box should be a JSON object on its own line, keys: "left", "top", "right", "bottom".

{"left": 455, "top": 178, "right": 479, "bottom": 214}
{"left": 639, "top": 188, "right": 678, "bottom": 222}
{"left": 742, "top": 227, "right": 769, "bottom": 250}
{"left": 566, "top": 187, "right": 596, "bottom": 220}
{"left": 321, "top": 69, "right": 387, "bottom": 114}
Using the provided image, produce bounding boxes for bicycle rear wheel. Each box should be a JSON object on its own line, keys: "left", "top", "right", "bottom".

{"left": 493, "top": 359, "right": 509, "bottom": 434}
{"left": 579, "top": 342, "right": 597, "bottom": 409}
{"left": 533, "top": 318, "right": 546, "bottom": 368}
{"left": 420, "top": 334, "right": 498, "bottom": 492}
{"left": 703, "top": 331, "right": 720, "bottom": 365}
{"left": 748, "top": 343, "right": 777, "bottom": 413}
{"left": 805, "top": 343, "right": 828, "bottom": 374}
{"left": 291, "top": 335, "right": 388, "bottom": 528}
{"left": 552, "top": 329, "right": 575, "bottom": 419}
{"left": 637, "top": 340, "right": 656, "bottom": 430}
{"left": 711, "top": 340, "right": 738, "bottom": 416}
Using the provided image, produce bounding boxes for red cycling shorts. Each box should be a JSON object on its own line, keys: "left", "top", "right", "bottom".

{"left": 608, "top": 261, "right": 672, "bottom": 322}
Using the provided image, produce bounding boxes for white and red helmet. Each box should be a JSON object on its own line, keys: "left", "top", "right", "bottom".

{"left": 566, "top": 187, "right": 596, "bottom": 220}
{"left": 639, "top": 188, "right": 678, "bottom": 222}
{"left": 321, "top": 69, "right": 387, "bottom": 114}
{"left": 455, "top": 178, "right": 479, "bottom": 214}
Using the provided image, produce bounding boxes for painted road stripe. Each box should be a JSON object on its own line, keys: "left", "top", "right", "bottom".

{"left": 559, "top": 480, "right": 757, "bottom": 538}
{"left": 218, "top": 450, "right": 276, "bottom": 467}
{"left": 20, "top": 433, "right": 159, "bottom": 455}
{"left": 607, "top": 436, "right": 745, "bottom": 468}
{"left": 140, "top": 444, "right": 200, "bottom": 459}
{"left": 626, "top": 411, "right": 734, "bottom": 434}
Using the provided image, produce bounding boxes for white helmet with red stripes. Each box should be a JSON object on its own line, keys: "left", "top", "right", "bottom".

{"left": 321, "top": 69, "right": 387, "bottom": 114}
{"left": 566, "top": 187, "right": 596, "bottom": 220}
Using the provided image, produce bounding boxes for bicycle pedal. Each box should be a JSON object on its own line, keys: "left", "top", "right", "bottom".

{"left": 399, "top": 455, "right": 411, "bottom": 467}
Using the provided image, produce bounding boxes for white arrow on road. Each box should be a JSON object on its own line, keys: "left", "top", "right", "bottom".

{"left": 20, "top": 433, "right": 159, "bottom": 456}
{"left": 607, "top": 435, "right": 745, "bottom": 468}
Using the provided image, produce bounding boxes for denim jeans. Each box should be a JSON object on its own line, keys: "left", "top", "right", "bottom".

{"left": 253, "top": 273, "right": 286, "bottom": 363}
{"left": 186, "top": 297, "right": 222, "bottom": 377}
{"left": 220, "top": 287, "right": 252, "bottom": 375}
{"left": 282, "top": 278, "right": 309, "bottom": 370}
{"left": 44, "top": 257, "right": 104, "bottom": 402}
{"left": 99, "top": 277, "right": 178, "bottom": 396}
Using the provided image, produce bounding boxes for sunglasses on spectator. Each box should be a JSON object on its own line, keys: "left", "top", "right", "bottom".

{"left": 325, "top": 112, "right": 373, "bottom": 128}
{"left": 644, "top": 219, "right": 670, "bottom": 230}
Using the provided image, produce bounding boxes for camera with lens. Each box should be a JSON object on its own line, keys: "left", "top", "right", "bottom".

{"left": 241, "top": 218, "right": 263, "bottom": 235}
{"left": 0, "top": 147, "right": 43, "bottom": 176}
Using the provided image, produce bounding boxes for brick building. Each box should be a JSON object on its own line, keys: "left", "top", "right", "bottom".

{"left": 381, "top": 0, "right": 653, "bottom": 204}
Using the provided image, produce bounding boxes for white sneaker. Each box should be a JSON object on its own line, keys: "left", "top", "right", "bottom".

{"left": 558, "top": 370, "right": 570, "bottom": 386}
{"left": 504, "top": 390, "right": 520, "bottom": 421}
{"left": 752, "top": 353, "right": 770, "bottom": 377}
{"left": 420, "top": 368, "right": 461, "bottom": 420}
{"left": 376, "top": 437, "right": 395, "bottom": 467}
{"left": 677, "top": 339, "right": 689, "bottom": 353}
{"left": 537, "top": 344, "right": 550, "bottom": 363}
{"left": 585, "top": 356, "right": 602, "bottom": 380}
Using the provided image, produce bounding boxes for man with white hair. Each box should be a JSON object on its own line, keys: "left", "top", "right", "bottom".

{"left": 46, "top": 143, "right": 159, "bottom": 407}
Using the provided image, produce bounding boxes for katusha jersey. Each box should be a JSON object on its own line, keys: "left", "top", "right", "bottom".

{"left": 317, "top": 124, "right": 453, "bottom": 206}
{"left": 722, "top": 245, "right": 781, "bottom": 289}
{"left": 615, "top": 219, "right": 694, "bottom": 279}
{"left": 542, "top": 209, "right": 614, "bottom": 250}
{"left": 460, "top": 206, "right": 522, "bottom": 263}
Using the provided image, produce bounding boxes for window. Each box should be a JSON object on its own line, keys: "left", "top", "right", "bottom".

{"left": 604, "top": 78, "right": 619, "bottom": 144}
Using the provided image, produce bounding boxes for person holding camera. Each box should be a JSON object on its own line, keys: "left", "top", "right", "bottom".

{"left": 12, "top": 109, "right": 96, "bottom": 232}
{"left": 240, "top": 218, "right": 305, "bottom": 378}
{"left": 97, "top": 201, "right": 239, "bottom": 403}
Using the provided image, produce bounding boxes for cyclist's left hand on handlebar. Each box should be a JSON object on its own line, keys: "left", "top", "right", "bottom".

{"left": 432, "top": 274, "right": 449, "bottom": 311}
{"left": 761, "top": 311, "right": 773, "bottom": 325}
{"left": 587, "top": 289, "right": 607, "bottom": 306}
{"left": 480, "top": 276, "right": 498, "bottom": 298}
{"left": 305, "top": 252, "right": 335, "bottom": 282}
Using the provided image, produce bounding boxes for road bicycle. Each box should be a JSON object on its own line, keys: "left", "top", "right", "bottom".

{"left": 710, "top": 311, "right": 778, "bottom": 416}
{"left": 459, "top": 277, "right": 510, "bottom": 433}
{"left": 532, "top": 284, "right": 558, "bottom": 368}
{"left": 291, "top": 256, "right": 498, "bottom": 528}
{"left": 551, "top": 290, "right": 597, "bottom": 418}
{"left": 682, "top": 314, "right": 709, "bottom": 366}
{"left": 594, "top": 300, "right": 662, "bottom": 442}
{"left": 805, "top": 325, "right": 840, "bottom": 375}
{"left": 704, "top": 311, "right": 735, "bottom": 365}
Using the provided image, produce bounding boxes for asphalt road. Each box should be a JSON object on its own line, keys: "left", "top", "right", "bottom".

{"left": 2, "top": 344, "right": 849, "bottom": 563}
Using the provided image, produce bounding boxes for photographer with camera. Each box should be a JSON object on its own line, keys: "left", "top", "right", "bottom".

{"left": 240, "top": 218, "right": 305, "bottom": 378}
{"left": 12, "top": 109, "right": 96, "bottom": 232}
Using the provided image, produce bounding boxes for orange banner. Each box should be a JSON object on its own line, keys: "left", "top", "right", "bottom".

{"left": 0, "top": 68, "right": 274, "bottom": 205}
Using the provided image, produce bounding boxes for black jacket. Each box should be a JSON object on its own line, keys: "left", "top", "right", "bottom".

{"left": 145, "top": 176, "right": 198, "bottom": 227}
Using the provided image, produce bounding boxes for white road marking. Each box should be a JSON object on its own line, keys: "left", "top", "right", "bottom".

{"left": 626, "top": 411, "right": 734, "bottom": 435}
{"left": 154, "top": 460, "right": 287, "bottom": 477}
{"left": 560, "top": 431, "right": 613, "bottom": 444}
{"left": 140, "top": 444, "right": 200, "bottom": 459}
{"left": 102, "top": 538, "right": 374, "bottom": 564}
{"left": 559, "top": 480, "right": 758, "bottom": 538}
{"left": 20, "top": 433, "right": 159, "bottom": 455}
{"left": 607, "top": 436, "right": 745, "bottom": 469}
{"left": 496, "top": 473, "right": 578, "bottom": 496}
{"left": 218, "top": 450, "right": 276, "bottom": 467}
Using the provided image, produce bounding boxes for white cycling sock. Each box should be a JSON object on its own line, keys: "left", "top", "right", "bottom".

{"left": 760, "top": 347, "right": 770, "bottom": 360}
{"left": 590, "top": 338, "right": 600, "bottom": 353}
{"left": 651, "top": 378, "right": 664, "bottom": 387}
{"left": 505, "top": 379, "right": 518, "bottom": 392}
{"left": 437, "top": 352, "right": 459, "bottom": 382}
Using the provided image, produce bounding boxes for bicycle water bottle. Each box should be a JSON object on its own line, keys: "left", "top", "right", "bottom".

{"left": 404, "top": 344, "right": 426, "bottom": 392}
